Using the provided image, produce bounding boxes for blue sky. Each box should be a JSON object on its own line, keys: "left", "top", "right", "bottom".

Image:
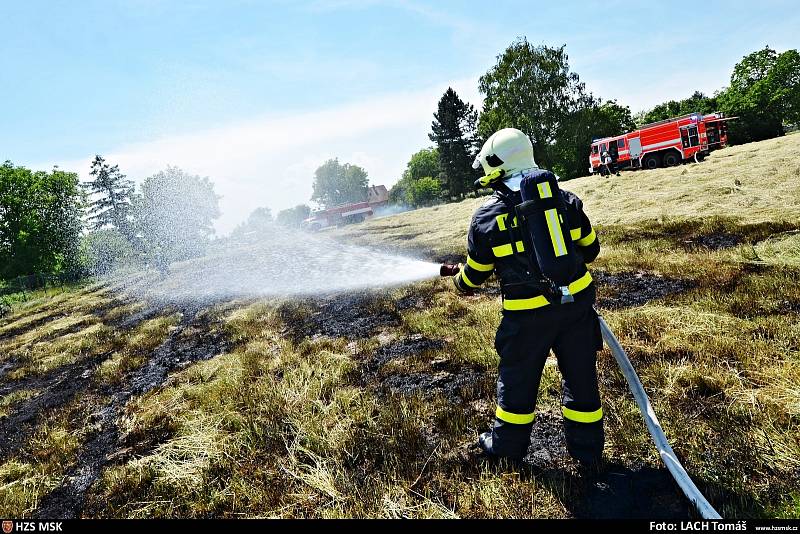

{"left": 2, "top": 0, "right": 798, "bottom": 232}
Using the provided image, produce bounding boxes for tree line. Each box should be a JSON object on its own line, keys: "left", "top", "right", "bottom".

{"left": 390, "top": 42, "right": 799, "bottom": 208}
{"left": 0, "top": 156, "right": 220, "bottom": 283}
{"left": 635, "top": 47, "right": 799, "bottom": 143}
{"left": 242, "top": 42, "right": 800, "bottom": 222}
{"left": 3, "top": 42, "right": 797, "bottom": 281}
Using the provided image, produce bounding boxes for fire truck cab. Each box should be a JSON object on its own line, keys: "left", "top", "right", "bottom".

{"left": 589, "top": 112, "right": 733, "bottom": 175}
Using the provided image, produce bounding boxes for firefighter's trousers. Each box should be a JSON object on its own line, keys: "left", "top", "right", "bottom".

{"left": 491, "top": 300, "right": 605, "bottom": 463}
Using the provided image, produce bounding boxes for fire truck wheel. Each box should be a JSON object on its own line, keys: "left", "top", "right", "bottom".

{"left": 642, "top": 153, "right": 661, "bottom": 170}
{"left": 662, "top": 150, "right": 681, "bottom": 167}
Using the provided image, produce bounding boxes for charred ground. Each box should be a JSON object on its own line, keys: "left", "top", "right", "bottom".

{"left": 1, "top": 137, "right": 800, "bottom": 518}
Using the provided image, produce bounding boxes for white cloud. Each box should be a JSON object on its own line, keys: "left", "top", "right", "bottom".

{"left": 46, "top": 78, "right": 480, "bottom": 235}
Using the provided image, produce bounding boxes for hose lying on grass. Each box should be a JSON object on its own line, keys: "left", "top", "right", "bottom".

{"left": 597, "top": 314, "right": 722, "bottom": 520}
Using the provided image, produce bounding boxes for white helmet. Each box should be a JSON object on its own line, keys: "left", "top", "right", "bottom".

{"left": 472, "top": 128, "right": 536, "bottom": 178}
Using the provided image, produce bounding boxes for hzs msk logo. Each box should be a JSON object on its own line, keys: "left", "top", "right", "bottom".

{"left": 2, "top": 521, "right": 13, "bottom": 534}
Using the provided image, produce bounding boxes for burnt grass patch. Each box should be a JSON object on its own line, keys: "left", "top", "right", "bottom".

{"left": 366, "top": 334, "right": 445, "bottom": 372}
{"left": 521, "top": 412, "right": 688, "bottom": 519}
{"left": 573, "top": 462, "right": 690, "bottom": 519}
{"left": 524, "top": 411, "right": 570, "bottom": 470}
{"left": 681, "top": 233, "right": 742, "bottom": 250}
{"left": 279, "top": 291, "right": 401, "bottom": 342}
{"left": 380, "top": 369, "right": 487, "bottom": 401}
{"left": 33, "top": 303, "right": 230, "bottom": 519}
{"left": 0, "top": 295, "right": 231, "bottom": 519}
{"left": 594, "top": 270, "right": 695, "bottom": 309}
{"left": 355, "top": 334, "right": 492, "bottom": 403}
{"left": 600, "top": 217, "right": 800, "bottom": 251}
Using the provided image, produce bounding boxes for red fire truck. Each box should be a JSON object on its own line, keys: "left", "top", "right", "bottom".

{"left": 302, "top": 185, "right": 389, "bottom": 231}
{"left": 589, "top": 112, "right": 734, "bottom": 174}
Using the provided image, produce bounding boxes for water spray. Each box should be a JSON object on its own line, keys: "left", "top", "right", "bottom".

{"left": 124, "top": 227, "right": 441, "bottom": 302}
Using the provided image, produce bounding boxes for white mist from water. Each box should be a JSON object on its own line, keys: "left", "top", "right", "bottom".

{"left": 127, "top": 226, "right": 441, "bottom": 302}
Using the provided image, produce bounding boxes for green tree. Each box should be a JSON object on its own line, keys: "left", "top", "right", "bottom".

{"left": 0, "top": 162, "right": 84, "bottom": 279}
{"left": 718, "top": 47, "right": 800, "bottom": 143}
{"left": 430, "top": 88, "right": 478, "bottom": 199}
{"left": 231, "top": 207, "right": 274, "bottom": 240}
{"left": 405, "top": 147, "right": 440, "bottom": 182}
{"left": 80, "top": 228, "right": 137, "bottom": 275}
{"left": 636, "top": 91, "right": 718, "bottom": 127}
{"left": 83, "top": 155, "right": 135, "bottom": 237}
{"left": 553, "top": 98, "right": 636, "bottom": 179}
{"left": 276, "top": 204, "right": 311, "bottom": 228}
{"left": 406, "top": 176, "right": 441, "bottom": 208}
{"left": 388, "top": 177, "right": 411, "bottom": 205}
{"left": 389, "top": 148, "right": 442, "bottom": 205}
{"left": 132, "top": 166, "right": 220, "bottom": 267}
{"left": 311, "top": 159, "right": 369, "bottom": 208}
{"left": 478, "top": 41, "right": 585, "bottom": 172}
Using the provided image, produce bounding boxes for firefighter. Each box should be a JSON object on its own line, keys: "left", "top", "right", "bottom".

{"left": 452, "top": 128, "right": 604, "bottom": 466}
{"left": 601, "top": 150, "right": 620, "bottom": 177}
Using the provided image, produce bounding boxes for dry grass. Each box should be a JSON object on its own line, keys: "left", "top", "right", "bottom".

{"left": 1, "top": 135, "right": 799, "bottom": 518}
{"left": 333, "top": 134, "right": 800, "bottom": 257}
{"left": 0, "top": 397, "right": 90, "bottom": 516}
{"left": 82, "top": 302, "right": 569, "bottom": 518}
{"left": 753, "top": 232, "right": 800, "bottom": 267}
{"left": 95, "top": 314, "right": 181, "bottom": 385}
{"left": 0, "top": 389, "right": 39, "bottom": 418}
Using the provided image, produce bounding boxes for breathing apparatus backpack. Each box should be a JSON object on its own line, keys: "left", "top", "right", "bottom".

{"left": 478, "top": 168, "right": 581, "bottom": 304}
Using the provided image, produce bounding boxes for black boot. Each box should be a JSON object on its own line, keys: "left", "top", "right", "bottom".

{"left": 478, "top": 431, "right": 496, "bottom": 457}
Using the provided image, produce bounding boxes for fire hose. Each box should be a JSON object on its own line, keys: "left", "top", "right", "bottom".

{"left": 597, "top": 314, "right": 722, "bottom": 519}
{"left": 439, "top": 264, "right": 721, "bottom": 519}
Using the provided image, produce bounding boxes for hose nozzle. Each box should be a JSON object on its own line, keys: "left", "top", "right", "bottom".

{"left": 439, "top": 264, "right": 460, "bottom": 277}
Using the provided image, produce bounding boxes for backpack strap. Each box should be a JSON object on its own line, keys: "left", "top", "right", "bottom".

{"left": 493, "top": 188, "right": 562, "bottom": 304}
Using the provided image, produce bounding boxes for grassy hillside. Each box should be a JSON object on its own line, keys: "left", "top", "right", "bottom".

{"left": 1, "top": 135, "right": 799, "bottom": 518}
{"left": 333, "top": 134, "right": 800, "bottom": 258}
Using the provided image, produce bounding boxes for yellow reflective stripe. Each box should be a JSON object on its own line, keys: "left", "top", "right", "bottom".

{"left": 537, "top": 181, "right": 552, "bottom": 199}
{"left": 496, "top": 406, "right": 535, "bottom": 425}
{"left": 545, "top": 208, "right": 567, "bottom": 257}
{"left": 562, "top": 406, "right": 603, "bottom": 423}
{"left": 569, "top": 270, "right": 594, "bottom": 293}
{"left": 577, "top": 228, "right": 597, "bottom": 247}
{"left": 467, "top": 255, "right": 494, "bottom": 272}
{"left": 503, "top": 294, "right": 549, "bottom": 311}
{"left": 492, "top": 241, "right": 525, "bottom": 257}
{"left": 460, "top": 269, "right": 479, "bottom": 288}
{"left": 570, "top": 228, "right": 582, "bottom": 241}
{"left": 503, "top": 271, "right": 593, "bottom": 311}
{"left": 496, "top": 214, "right": 518, "bottom": 231}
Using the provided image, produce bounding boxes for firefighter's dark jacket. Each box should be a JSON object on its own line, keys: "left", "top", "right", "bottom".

{"left": 453, "top": 187, "right": 600, "bottom": 309}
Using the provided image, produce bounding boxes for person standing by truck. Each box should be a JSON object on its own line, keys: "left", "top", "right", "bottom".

{"left": 601, "top": 150, "right": 619, "bottom": 177}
